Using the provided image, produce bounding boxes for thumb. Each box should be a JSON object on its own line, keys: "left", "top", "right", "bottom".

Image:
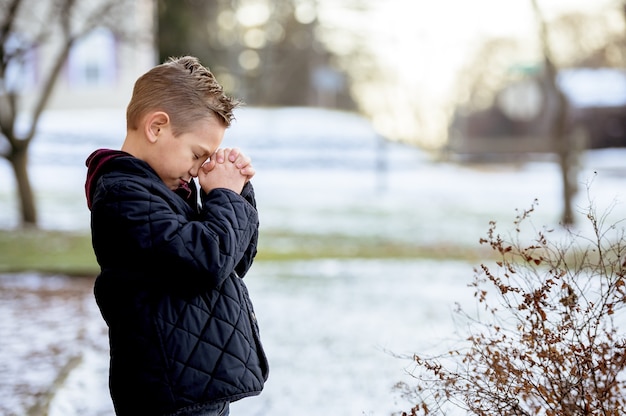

{"left": 201, "top": 159, "right": 216, "bottom": 173}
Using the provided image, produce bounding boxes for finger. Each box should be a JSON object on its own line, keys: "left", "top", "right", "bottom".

{"left": 215, "top": 148, "right": 227, "bottom": 164}
{"left": 201, "top": 158, "right": 216, "bottom": 172}
{"left": 241, "top": 164, "right": 255, "bottom": 179}
{"left": 235, "top": 154, "right": 251, "bottom": 169}
{"left": 228, "top": 147, "right": 243, "bottom": 163}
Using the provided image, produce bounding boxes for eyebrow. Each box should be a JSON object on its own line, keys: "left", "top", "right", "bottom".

{"left": 196, "top": 144, "right": 212, "bottom": 157}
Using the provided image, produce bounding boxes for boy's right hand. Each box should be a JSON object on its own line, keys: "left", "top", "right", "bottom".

{"left": 198, "top": 148, "right": 252, "bottom": 194}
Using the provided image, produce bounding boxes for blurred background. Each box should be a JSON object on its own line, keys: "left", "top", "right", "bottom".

{"left": 1, "top": 0, "right": 626, "bottom": 415}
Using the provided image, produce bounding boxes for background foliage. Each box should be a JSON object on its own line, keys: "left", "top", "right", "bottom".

{"left": 398, "top": 196, "right": 626, "bottom": 415}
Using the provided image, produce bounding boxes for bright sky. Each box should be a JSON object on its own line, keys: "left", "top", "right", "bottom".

{"left": 317, "top": 0, "right": 621, "bottom": 147}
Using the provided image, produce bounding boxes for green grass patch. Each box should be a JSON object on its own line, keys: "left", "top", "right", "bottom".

{"left": 257, "top": 231, "right": 488, "bottom": 262}
{"left": 0, "top": 229, "right": 489, "bottom": 276}
{"left": 0, "top": 229, "right": 97, "bottom": 276}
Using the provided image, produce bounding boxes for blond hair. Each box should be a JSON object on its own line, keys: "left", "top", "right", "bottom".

{"left": 126, "top": 56, "right": 240, "bottom": 135}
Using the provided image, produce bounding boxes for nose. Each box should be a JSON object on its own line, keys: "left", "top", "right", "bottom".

{"left": 189, "top": 164, "right": 200, "bottom": 178}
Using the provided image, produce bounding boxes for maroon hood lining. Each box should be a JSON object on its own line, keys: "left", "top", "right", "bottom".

{"left": 85, "top": 148, "right": 196, "bottom": 210}
{"left": 84, "top": 149, "right": 130, "bottom": 209}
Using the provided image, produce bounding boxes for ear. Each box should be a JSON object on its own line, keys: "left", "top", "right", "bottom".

{"left": 144, "top": 111, "right": 170, "bottom": 143}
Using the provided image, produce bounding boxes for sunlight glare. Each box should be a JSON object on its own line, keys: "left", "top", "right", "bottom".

{"left": 317, "top": 0, "right": 618, "bottom": 147}
{"left": 236, "top": 0, "right": 271, "bottom": 27}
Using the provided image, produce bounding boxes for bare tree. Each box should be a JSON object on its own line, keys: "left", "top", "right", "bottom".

{"left": 450, "top": 3, "right": 623, "bottom": 225}
{"left": 0, "top": 0, "right": 145, "bottom": 227}
{"left": 530, "top": 0, "right": 576, "bottom": 225}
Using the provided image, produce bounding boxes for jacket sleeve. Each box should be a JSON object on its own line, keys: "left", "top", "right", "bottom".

{"left": 233, "top": 182, "right": 258, "bottom": 278}
{"left": 92, "top": 178, "right": 259, "bottom": 288}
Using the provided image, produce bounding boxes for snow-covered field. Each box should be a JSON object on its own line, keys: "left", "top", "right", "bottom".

{"left": 0, "top": 107, "right": 625, "bottom": 415}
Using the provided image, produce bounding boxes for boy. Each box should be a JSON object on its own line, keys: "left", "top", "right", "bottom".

{"left": 85, "top": 56, "right": 268, "bottom": 416}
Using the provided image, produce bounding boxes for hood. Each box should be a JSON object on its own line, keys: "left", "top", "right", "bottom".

{"left": 85, "top": 148, "right": 197, "bottom": 210}
{"left": 85, "top": 149, "right": 131, "bottom": 209}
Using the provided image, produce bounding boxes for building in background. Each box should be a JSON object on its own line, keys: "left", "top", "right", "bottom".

{"left": 11, "top": 0, "right": 157, "bottom": 112}
{"left": 448, "top": 68, "right": 626, "bottom": 160}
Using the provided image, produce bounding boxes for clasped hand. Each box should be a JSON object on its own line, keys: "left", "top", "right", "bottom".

{"left": 198, "top": 148, "right": 255, "bottom": 194}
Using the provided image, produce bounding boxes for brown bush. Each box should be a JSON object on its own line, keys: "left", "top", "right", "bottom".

{"left": 397, "top": 198, "right": 626, "bottom": 415}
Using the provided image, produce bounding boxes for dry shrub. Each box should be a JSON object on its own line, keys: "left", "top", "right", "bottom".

{"left": 398, "top": 197, "right": 626, "bottom": 415}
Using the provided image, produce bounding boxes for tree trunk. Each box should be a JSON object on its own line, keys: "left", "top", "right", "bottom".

{"left": 554, "top": 90, "right": 575, "bottom": 225}
{"left": 8, "top": 144, "right": 37, "bottom": 227}
{"left": 531, "top": 0, "right": 576, "bottom": 226}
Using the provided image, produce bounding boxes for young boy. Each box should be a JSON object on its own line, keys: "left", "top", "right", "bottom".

{"left": 85, "top": 56, "right": 268, "bottom": 416}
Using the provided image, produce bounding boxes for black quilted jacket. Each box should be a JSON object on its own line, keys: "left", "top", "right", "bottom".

{"left": 85, "top": 149, "right": 269, "bottom": 416}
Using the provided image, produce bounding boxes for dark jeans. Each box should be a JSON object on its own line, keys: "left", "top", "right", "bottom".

{"left": 164, "top": 401, "right": 229, "bottom": 416}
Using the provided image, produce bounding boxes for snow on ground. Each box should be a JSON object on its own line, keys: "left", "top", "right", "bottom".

{"left": 0, "top": 107, "right": 625, "bottom": 415}
{"left": 0, "top": 274, "right": 103, "bottom": 416}
{"left": 1, "top": 260, "right": 476, "bottom": 416}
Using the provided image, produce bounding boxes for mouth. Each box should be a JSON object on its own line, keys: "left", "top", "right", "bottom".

{"left": 174, "top": 178, "right": 193, "bottom": 199}
{"left": 178, "top": 178, "right": 192, "bottom": 191}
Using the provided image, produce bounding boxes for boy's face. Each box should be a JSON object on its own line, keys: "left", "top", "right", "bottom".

{"left": 149, "top": 116, "right": 225, "bottom": 191}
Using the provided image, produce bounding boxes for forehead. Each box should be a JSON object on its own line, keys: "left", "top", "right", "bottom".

{"left": 184, "top": 117, "right": 226, "bottom": 147}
